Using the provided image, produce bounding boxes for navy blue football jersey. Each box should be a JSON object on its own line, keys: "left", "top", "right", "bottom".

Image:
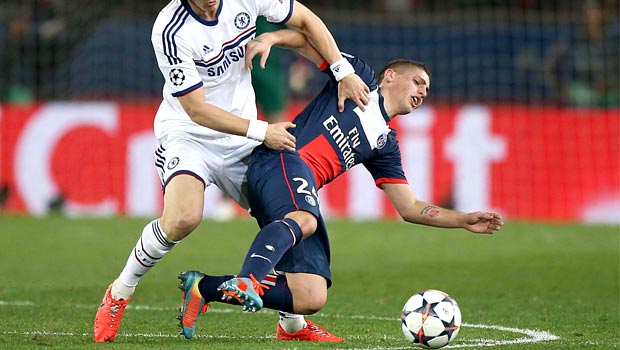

{"left": 291, "top": 54, "right": 408, "bottom": 189}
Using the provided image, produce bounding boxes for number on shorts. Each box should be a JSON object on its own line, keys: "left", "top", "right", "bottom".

{"left": 292, "top": 177, "right": 318, "bottom": 199}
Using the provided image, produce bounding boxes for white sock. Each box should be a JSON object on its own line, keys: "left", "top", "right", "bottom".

{"left": 110, "top": 278, "right": 136, "bottom": 300}
{"left": 116, "top": 219, "right": 177, "bottom": 292}
{"left": 278, "top": 311, "right": 307, "bottom": 334}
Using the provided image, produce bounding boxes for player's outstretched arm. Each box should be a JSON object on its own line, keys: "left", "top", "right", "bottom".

{"left": 246, "top": 29, "right": 326, "bottom": 69}
{"left": 246, "top": 28, "right": 368, "bottom": 114}
{"left": 285, "top": 1, "right": 369, "bottom": 111}
{"left": 381, "top": 183, "right": 504, "bottom": 234}
{"left": 177, "top": 88, "right": 296, "bottom": 150}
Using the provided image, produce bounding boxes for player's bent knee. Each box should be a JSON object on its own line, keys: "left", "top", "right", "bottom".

{"left": 286, "top": 273, "right": 328, "bottom": 314}
{"left": 160, "top": 175, "right": 205, "bottom": 240}
{"left": 285, "top": 211, "right": 317, "bottom": 237}
{"left": 295, "top": 292, "right": 327, "bottom": 314}
{"left": 160, "top": 212, "right": 202, "bottom": 240}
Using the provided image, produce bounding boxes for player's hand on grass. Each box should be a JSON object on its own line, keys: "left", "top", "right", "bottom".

{"left": 338, "top": 74, "right": 370, "bottom": 112}
{"left": 264, "top": 122, "right": 296, "bottom": 151}
{"left": 464, "top": 212, "right": 504, "bottom": 234}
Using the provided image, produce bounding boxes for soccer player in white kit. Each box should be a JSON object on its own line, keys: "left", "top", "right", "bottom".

{"left": 93, "top": 0, "right": 370, "bottom": 343}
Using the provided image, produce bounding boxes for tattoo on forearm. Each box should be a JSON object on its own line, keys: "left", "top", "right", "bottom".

{"left": 421, "top": 205, "right": 440, "bottom": 218}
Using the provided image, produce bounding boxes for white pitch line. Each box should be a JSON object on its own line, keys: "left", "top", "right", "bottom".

{"left": 0, "top": 300, "right": 34, "bottom": 306}
{"left": 0, "top": 300, "right": 559, "bottom": 348}
{"left": 1, "top": 330, "right": 272, "bottom": 340}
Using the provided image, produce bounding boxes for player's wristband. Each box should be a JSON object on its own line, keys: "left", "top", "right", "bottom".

{"left": 330, "top": 58, "right": 355, "bottom": 81}
{"left": 246, "top": 119, "right": 268, "bottom": 142}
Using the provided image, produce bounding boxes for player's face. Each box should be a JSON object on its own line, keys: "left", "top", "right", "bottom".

{"left": 393, "top": 67, "right": 430, "bottom": 114}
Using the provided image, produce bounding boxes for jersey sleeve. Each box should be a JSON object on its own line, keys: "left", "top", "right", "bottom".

{"left": 347, "top": 53, "right": 378, "bottom": 89}
{"left": 257, "top": 0, "right": 293, "bottom": 24}
{"left": 363, "top": 132, "right": 408, "bottom": 187}
{"left": 151, "top": 27, "right": 203, "bottom": 97}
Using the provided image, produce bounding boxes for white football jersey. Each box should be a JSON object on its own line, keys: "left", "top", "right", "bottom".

{"left": 151, "top": 0, "right": 293, "bottom": 139}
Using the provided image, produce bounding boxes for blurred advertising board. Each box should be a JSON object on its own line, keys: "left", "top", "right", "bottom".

{"left": 1, "top": 103, "right": 618, "bottom": 223}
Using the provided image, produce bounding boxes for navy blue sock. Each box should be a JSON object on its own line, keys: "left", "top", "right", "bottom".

{"left": 197, "top": 273, "right": 294, "bottom": 312}
{"left": 238, "top": 218, "right": 303, "bottom": 281}
{"left": 260, "top": 274, "right": 294, "bottom": 313}
{"left": 198, "top": 274, "right": 235, "bottom": 303}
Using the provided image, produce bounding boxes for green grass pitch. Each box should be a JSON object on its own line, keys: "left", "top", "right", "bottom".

{"left": 0, "top": 216, "right": 618, "bottom": 349}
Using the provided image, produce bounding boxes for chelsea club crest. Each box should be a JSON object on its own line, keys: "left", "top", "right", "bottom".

{"left": 234, "top": 12, "right": 250, "bottom": 29}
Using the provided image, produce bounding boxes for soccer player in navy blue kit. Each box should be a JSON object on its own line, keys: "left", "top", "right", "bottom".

{"left": 178, "top": 28, "right": 504, "bottom": 340}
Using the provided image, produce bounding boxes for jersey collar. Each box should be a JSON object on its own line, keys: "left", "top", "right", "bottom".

{"left": 376, "top": 88, "right": 391, "bottom": 123}
{"left": 182, "top": 0, "right": 223, "bottom": 26}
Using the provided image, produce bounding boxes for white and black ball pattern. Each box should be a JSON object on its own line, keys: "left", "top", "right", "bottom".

{"left": 401, "top": 289, "right": 461, "bottom": 349}
{"left": 169, "top": 68, "right": 185, "bottom": 86}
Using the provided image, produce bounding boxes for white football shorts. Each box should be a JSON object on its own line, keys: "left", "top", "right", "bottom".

{"left": 155, "top": 131, "right": 260, "bottom": 209}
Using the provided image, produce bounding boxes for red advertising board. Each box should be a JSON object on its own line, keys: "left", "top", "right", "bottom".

{"left": 1, "top": 103, "right": 618, "bottom": 223}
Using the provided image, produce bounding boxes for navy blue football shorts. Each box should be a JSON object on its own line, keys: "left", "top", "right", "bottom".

{"left": 247, "top": 145, "right": 332, "bottom": 287}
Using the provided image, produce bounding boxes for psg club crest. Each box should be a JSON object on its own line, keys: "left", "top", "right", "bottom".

{"left": 377, "top": 134, "right": 387, "bottom": 149}
{"left": 169, "top": 68, "right": 185, "bottom": 86}
{"left": 234, "top": 12, "right": 250, "bottom": 29}
{"left": 304, "top": 195, "right": 317, "bottom": 207}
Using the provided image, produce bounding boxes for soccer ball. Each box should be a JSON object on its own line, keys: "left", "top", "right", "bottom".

{"left": 401, "top": 289, "right": 461, "bottom": 349}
